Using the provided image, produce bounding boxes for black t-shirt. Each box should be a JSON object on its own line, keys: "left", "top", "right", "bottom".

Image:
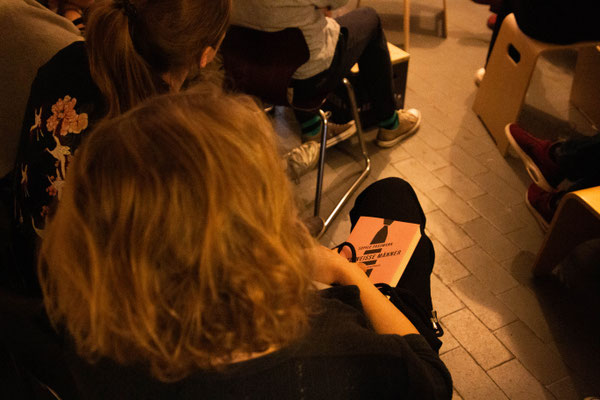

{"left": 66, "top": 286, "right": 452, "bottom": 399}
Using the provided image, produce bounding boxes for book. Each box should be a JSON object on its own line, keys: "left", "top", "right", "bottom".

{"left": 339, "top": 216, "right": 421, "bottom": 286}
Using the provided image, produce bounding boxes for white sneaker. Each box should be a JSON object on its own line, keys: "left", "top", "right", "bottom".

{"left": 376, "top": 108, "right": 421, "bottom": 148}
{"left": 284, "top": 141, "right": 321, "bottom": 182}
{"left": 474, "top": 67, "right": 486, "bottom": 86}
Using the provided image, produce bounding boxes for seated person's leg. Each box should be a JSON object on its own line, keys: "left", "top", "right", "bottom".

{"left": 554, "top": 132, "right": 600, "bottom": 183}
{"left": 349, "top": 178, "right": 435, "bottom": 312}
{"left": 335, "top": 8, "right": 421, "bottom": 148}
{"left": 507, "top": 124, "right": 600, "bottom": 228}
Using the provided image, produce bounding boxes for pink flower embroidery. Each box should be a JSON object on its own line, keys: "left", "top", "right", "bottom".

{"left": 46, "top": 95, "right": 89, "bottom": 136}
{"left": 41, "top": 205, "right": 50, "bottom": 218}
{"left": 46, "top": 184, "right": 58, "bottom": 197}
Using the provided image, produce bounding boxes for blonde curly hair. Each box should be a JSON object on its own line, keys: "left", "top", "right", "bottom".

{"left": 39, "top": 85, "right": 317, "bottom": 382}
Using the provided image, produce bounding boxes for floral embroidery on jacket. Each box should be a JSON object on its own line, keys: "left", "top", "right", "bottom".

{"left": 20, "top": 93, "right": 90, "bottom": 234}
{"left": 46, "top": 95, "right": 88, "bottom": 136}
{"left": 30, "top": 107, "right": 43, "bottom": 141}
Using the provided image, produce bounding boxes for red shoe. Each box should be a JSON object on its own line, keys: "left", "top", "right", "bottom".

{"left": 487, "top": 14, "right": 497, "bottom": 30}
{"left": 505, "top": 123, "right": 564, "bottom": 191}
{"left": 525, "top": 183, "right": 561, "bottom": 230}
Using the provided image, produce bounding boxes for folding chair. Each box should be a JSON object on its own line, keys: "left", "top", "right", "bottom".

{"left": 220, "top": 25, "right": 371, "bottom": 237}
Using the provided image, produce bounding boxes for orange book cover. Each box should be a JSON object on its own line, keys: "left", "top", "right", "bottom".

{"left": 339, "top": 216, "right": 421, "bottom": 286}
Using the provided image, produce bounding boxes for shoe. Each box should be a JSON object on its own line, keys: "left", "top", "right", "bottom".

{"left": 284, "top": 141, "right": 320, "bottom": 182}
{"left": 302, "top": 113, "right": 356, "bottom": 149}
{"left": 376, "top": 108, "right": 421, "bottom": 148}
{"left": 505, "top": 123, "right": 564, "bottom": 191}
{"left": 525, "top": 183, "right": 560, "bottom": 230}
{"left": 474, "top": 67, "right": 485, "bottom": 86}
{"left": 487, "top": 13, "right": 497, "bottom": 30}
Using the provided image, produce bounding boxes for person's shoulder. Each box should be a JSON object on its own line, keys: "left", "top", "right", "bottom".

{"left": 37, "top": 41, "right": 88, "bottom": 78}
{"left": 31, "top": 41, "right": 100, "bottom": 113}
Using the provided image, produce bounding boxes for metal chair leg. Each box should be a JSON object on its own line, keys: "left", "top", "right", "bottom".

{"left": 313, "top": 109, "right": 329, "bottom": 218}
{"left": 315, "top": 78, "right": 371, "bottom": 239}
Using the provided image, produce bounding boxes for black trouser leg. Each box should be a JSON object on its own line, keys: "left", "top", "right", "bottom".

{"left": 349, "top": 177, "right": 435, "bottom": 312}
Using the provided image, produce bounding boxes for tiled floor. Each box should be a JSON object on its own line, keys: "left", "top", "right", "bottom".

{"left": 273, "top": 0, "right": 600, "bottom": 398}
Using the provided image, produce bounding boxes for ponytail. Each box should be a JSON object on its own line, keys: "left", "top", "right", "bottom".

{"left": 86, "top": 0, "right": 231, "bottom": 118}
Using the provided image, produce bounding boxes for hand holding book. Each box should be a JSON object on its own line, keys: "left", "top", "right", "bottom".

{"left": 338, "top": 216, "right": 421, "bottom": 286}
{"left": 310, "top": 245, "right": 419, "bottom": 336}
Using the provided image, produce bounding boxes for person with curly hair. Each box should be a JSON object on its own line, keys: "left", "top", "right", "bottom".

{"left": 31, "top": 87, "right": 452, "bottom": 398}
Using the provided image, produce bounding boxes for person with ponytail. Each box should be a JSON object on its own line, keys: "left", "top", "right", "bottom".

{"left": 12, "top": 0, "right": 231, "bottom": 293}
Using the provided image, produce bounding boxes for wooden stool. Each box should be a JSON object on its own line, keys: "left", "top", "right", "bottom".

{"left": 570, "top": 46, "right": 600, "bottom": 130}
{"left": 473, "top": 13, "right": 598, "bottom": 155}
{"left": 532, "top": 186, "right": 600, "bottom": 276}
{"left": 356, "top": 0, "right": 448, "bottom": 51}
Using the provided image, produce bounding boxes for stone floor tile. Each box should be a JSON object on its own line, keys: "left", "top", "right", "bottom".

{"left": 511, "top": 202, "right": 542, "bottom": 229}
{"left": 426, "top": 186, "right": 480, "bottom": 225}
{"left": 432, "top": 239, "right": 470, "bottom": 285}
{"left": 450, "top": 275, "right": 517, "bottom": 331}
{"left": 467, "top": 194, "right": 526, "bottom": 234}
{"left": 431, "top": 273, "right": 465, "bottom": 318}
{"left": 496, "top": 288, "right": 555, "bottom": 344}
{"left": 439, "top": 321, "right": 460, "bottom": 355}
{"left": 454, "top": 246, "right": 519, "bottom": 294}
{"left": 442, "top": 308, "right": 513, "bottom": 370}
{"left": 500, "top": 252, "right": 537, "bottom": 287}
{"left": 461, "top": 218, "right": 522, "bottom": 263}
{"left": 475, "top": 150, "right": 529, "bottom": 193}
{"left": 434, "top": 165, "right": 486, "bottom": 201}
{"left": 401, "top": 135, "right": 450, "bottom": 171}
{"left": 417, "top": 121, "right": 453, "bottom": 150}
{"left": 494, "top": 321, "right": 569, "bottom": 385}
{"left": 414, "top": 187, "right": 438, "bottom": 214}
{"left": 440, "top": 347, "right": 508, "bottom": 400}
{"left": 382, "top": 141, "right": 412, "bottom": 163}
{"left": 506, "top": 225, "right": 545, "bottom": 254}
{"left": 488, "top": 359, "right": 556, "bottom": 400}
{"left": 415, "top": 104, "right": 450, "bottom": 133}
{"left": 452, "top": 389, "right": 464, "bottom": 400}
{"left": 437, "top": 145, "right": 489, "bottom": 178}
{"left": 546, "top": 377, "right": 580, "bottom": 400}
{"left": 454, "top": 130, "right": 498, "bottom": 157}
{"left": 471, "top": 172, "right": 524, "bottom": 206}
{"left": 392, "top": 158, "right": 445, "bottom": 193}
{"left": 426, "top": 210, "right": 474, "bottom": 253}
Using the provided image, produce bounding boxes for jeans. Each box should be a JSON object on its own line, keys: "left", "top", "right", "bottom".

{"left": 293, "top": 7, "right": 397, "bottom": 124}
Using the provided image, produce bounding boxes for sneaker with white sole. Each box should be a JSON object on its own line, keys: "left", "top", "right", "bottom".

{"left": 505, "top": 123, "right": 564, "bottom": 191}
{"left": 301, "top": 112, "right": 356, "bottom": 148}
{"left": 376, "top": 108, "right": 422, "bottom": 148}
{"left": 474, "top": 67, "right": 486, "bottom": 86}
{"left": 284, "top": 141, "right": 321, "bottom": 182}
{"left": 525, "top": 183, "right": 563, "bottom": 231}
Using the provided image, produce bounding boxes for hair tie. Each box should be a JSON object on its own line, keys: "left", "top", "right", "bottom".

{"left": 115, "top": 0, "right": 137, "bottom": 20}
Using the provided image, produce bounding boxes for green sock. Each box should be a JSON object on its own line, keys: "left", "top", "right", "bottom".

{"left": 300, "top": 115, "right": 321, "bottom": 136}
{"left": 378, "top": 111, "right": 399, "bottom": 130}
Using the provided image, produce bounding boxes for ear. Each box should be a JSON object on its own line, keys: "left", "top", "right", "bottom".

{"left": 200, "top": 46, "right": 216, "bottom": 68}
